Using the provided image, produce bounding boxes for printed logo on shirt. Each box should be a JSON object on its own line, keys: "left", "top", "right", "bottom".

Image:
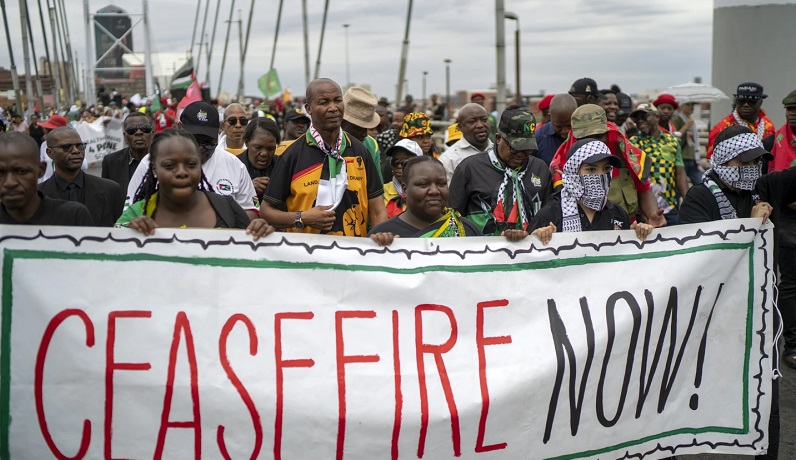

{"left": 531, "top": 174, "right": 542, "bottom": 187}
{"left": 612, "top": 219, "right": 623, "bottom": 230}
{"left": 216, "top": 178, "right": 234, "bottom": 194}
{"left": 252, "top": 195, "right": 260, "bottom": 208}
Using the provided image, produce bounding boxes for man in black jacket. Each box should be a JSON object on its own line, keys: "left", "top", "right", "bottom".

{"left": 102, "top": 112, "right": 155, "bottom": 200}
{"left": 40, "top": 127, "right": 123, "bottom": 226}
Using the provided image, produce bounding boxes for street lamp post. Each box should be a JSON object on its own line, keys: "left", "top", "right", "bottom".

{"left": 422, "top": 71, "right": 428, "bottom": 111}
{"left": 444, "top": 58, "right": 451, "bottom": 118}
{"left": 343, "top": 24, "right": 350, "bottom": 87}
{"left": 504, "top": 11, "right": 520, "bottom": 104}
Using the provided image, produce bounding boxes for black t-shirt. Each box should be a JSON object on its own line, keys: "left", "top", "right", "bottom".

{"left": 367, "top": 212, "right": 482, "bottom": 237}
{"left": 0, "top": 192, "right": 94, "bottom": 226}
{"left": 29, "top": 124, "right": 45, "bottom": 146}
{"left": 529, "top": 193, "right": 631, "bottom": 232}
{"left": 448, "top": 151, "right": 552, "bottom": 234}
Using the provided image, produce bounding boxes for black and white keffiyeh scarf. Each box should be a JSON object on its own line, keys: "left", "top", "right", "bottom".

{"left": 560, "top": 140, "right": 613, "bottom": 233}
{"left": 703, "top": 132, "right": 763, "bottom": 219}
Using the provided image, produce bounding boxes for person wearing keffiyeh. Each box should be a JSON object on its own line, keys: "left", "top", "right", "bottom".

{"left": 529, "top": 139, "right": 654, "bottom": 244}
{"left": 681, "top": 123, "right": 796, "bottom": 460}
{"left": 707, "top": 82, "right": 775, "bottom": 160}
{"left": 448, "top": 109, "right": 552, "bottom": 236}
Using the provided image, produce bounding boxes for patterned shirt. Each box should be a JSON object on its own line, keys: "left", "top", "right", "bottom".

{"left": 629, "top": 131, "right": 683, "bottom": 212}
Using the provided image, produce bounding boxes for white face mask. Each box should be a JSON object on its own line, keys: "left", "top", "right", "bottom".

{"left": 578, "top": 173, "right": 611, "bottom": 210}
{"left": 714, "top": 163, "right": 762, "bottom": 190}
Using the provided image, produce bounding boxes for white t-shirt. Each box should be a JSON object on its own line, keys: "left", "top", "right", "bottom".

{"left": 125, "top": 145, "right": 258, "bottom": 211}
{"left": 438, "top": 137, "right": 493, "bottom": 185}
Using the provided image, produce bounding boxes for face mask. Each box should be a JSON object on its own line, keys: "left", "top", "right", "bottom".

{"left": 714, "top": 163, "right": 762, "bottom": 191}
{"left": 578, "top": 173, "right": 611, "bottom": 211}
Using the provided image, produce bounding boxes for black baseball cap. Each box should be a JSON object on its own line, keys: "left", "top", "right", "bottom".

{"left": 284, "top": 107, "right": 311, "bottom": 123}
{"left": 714, "top": 125, "right": 773, "bottom": 162}
{"left": 180, "top": 101, "right": 220, "bottom": 138}
{"left": 569, "top": 78, "right": 606, "bottom": 99}
{"left": 616, "top": 92, "right": 633, "bottom": 115}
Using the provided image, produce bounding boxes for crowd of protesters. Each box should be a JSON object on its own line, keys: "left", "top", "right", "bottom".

{"left": 1, "top": 76, "right": 795, "bottom": 459}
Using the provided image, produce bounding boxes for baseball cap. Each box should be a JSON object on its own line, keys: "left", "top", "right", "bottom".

{"left": 734, "top": 82, "right": 767, "bottom": 99}
{"left": 538, "top": 94, "right": 554, "bottom": 111}
{"left": 630, "top": 103, "right": 659, "bottom": 120}
{"left": 616, "top": 93, "right": 633, "bottom": 116}
{"left": 39, "top": 114, "right": 68, "bottom": 130}
{"left": 571, "top": 104, "right": 608, "bottom": 139}
{"left": 713, "top": 125, "right": 773, "bottom": 162}
{"left": 180, "top": 101, "right": 221, "bottom": 138}
{"left": 470, "top": 92, "right": 486, "bottom": 101}
{"left": 569, "top": 78, "right": 606, "bottom": 99}
{"left": 782, "top": 89, "right": 796, "bottom": 108}
{"left": 566, "top": 138, "right": 623, "bottom": 169}
{"left": 498, "top": 109, "right": 537, "bottom": 150}
{"left": 653, "top": 93, "right": 679, "bottom": 109}
{"left": 385, "top": 138, "right": 424, "bottom": 158}
{"left": 284, "top": 107, "right": 311, "bottom": 123}
{"left": 445, "top": 122, "right": 463, "bottom": 146}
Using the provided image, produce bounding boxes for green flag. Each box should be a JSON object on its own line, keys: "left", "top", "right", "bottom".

{"left": 258, "top": 69, "right": 282, "bottom": 98}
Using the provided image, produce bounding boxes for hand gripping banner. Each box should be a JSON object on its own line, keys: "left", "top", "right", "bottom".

{"left": 0, "top": 219, "right": 775, "bottom": 459}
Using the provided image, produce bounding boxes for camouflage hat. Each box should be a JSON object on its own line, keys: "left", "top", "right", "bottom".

{"left": 399, "top": 112, "right": 433, "bottom": 138}
{"left": 571, "top": 104, "right": 608, "bottom": 139}
{"left": 782, "top": 89, "right": 796, "bottom": 108}
{"left": 498, "top": 109, "right": 538, "bottom": 150}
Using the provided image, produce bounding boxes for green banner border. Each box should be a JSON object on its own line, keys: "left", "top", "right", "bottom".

{"left": 0, "top": 242, "right": 757, "bottom": 459}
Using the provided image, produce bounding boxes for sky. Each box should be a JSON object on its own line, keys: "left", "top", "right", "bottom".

{"left": 0, "top": 0, "right": 715, "bottom": 102}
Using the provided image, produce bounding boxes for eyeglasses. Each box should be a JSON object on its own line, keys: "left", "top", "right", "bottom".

{"left": 391, "top": 158, "right": 408, "bottom": 168}
{"left": 125, "top": 125, "right": 154, "bottom": 135}
{"left": 225, "top": 117, "right": 249, "bottom": 126}
{"left": 52, "top": 143, "right": 87, "bottom": 151}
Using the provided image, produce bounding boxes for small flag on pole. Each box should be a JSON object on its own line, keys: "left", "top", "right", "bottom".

{"left": 177, "top": 80, "right": 202, "bottom": 110}
{"left": 258, "top": 69, "right": 283, "bottom": 98}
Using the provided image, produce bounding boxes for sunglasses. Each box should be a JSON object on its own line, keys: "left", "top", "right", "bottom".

{"left": 125, "top": 125, "right": 154, "bottom": 135}
{"left": 391, "top": 158, "right": 408, "bottom": 168}
{"left": 225, "top": 117, "right": 249, "bottom": 126}
{"left": 198, "top": 141, "right": 218, "bottom": 151}
{"left": 52, "top": 143, "right": 87, "bottom": 151}
{"left": 736, "top": 98, "right": 762, "bottom": 106}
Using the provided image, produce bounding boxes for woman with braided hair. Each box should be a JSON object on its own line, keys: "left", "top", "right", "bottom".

{"left": 116, "top": 129, "right": 274, "bottom": 240}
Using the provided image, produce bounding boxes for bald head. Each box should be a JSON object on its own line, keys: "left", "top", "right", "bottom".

{"left": 306, "top": 78, "right": 342, "bottom": 104}
{"left": 457, "top": 103, "right": 490, "bottom": 150}
{"left": 549, "top": 94, "right": 578, "bottom": 139}
{"left": 44, "top": 127, "right": 79, "bottom": 146}
{"left": 0, "top": 132, "right": 40, "bottom": 161}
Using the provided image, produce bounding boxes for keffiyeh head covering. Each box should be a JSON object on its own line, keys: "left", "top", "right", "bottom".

{"left": 703, "top": 126, "right": 771, "bottom": 219}
{"left": 399, "top": 112, "right": 433, "bottom": 138}
{"left": 560, "top": 139, "right": 618, "bottom": 233}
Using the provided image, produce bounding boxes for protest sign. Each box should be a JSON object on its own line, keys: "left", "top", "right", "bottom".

{"left": 74, "top": 118, "right": 124, "bottom": 168}
{"left": 0, "top": 219, "right": 775, "bottom": 459}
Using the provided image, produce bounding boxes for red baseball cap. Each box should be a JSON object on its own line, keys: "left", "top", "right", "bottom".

{"left": 39, "top": 115, "right": 68, "bottom": 130}
{"left": 538, "top": 94, "right": 554, "bottom": 111}
{"left": 470, "top": 92, "right": 486, "bottom": 101}
{"left": 653, "top": 93, "right": 679, "bottom": 109}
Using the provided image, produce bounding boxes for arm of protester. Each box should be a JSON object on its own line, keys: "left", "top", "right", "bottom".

{"left": 245, "top": 218, "right": 276, "bottom": 240}
{"left": 127, "top": 216, "right": 158, "bottom": 236}
{"left": 531, "top": 222, "right": 556, "bottom": 245}
{"left": 675, "top": 165, "right": 690, "bottom": 200}
{"left": 630, "top": 221, "right": 654, "bottom": 241}
{"left": 638, "top": 189, "right": 667, "bottom": 227}
{"left": 501, "top": 229, "right": 529, "bottom": 242}
{"left": 369, "top": 232, "right": 398, "bottom": 246}
{"left": 368, "top": 196, "right": 388, "bottom": 227}
{"left": 751, "top": 202, "right": 773, "bottom": 224}
{"left": 260, "top": 201, "right": 336, "bottom": 230}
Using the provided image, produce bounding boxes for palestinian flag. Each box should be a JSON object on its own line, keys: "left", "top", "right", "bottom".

{"left": 171, "top": 58, "right": 194, "bottom": 91}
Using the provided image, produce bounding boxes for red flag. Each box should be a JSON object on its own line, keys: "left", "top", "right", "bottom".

{"left": 177, "top": 80, "right": 202, "bottom": 110}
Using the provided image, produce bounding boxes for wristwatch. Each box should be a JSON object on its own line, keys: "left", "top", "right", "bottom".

{"left": 294, "top": 211, "right": 305, "bottom": 230}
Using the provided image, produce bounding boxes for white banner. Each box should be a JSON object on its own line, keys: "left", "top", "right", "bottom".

{"left": 0, "top": 220, "right": 775, "bottom": 459}
{"left": 74, "top": 118, "right": 124, "bottom": 168}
